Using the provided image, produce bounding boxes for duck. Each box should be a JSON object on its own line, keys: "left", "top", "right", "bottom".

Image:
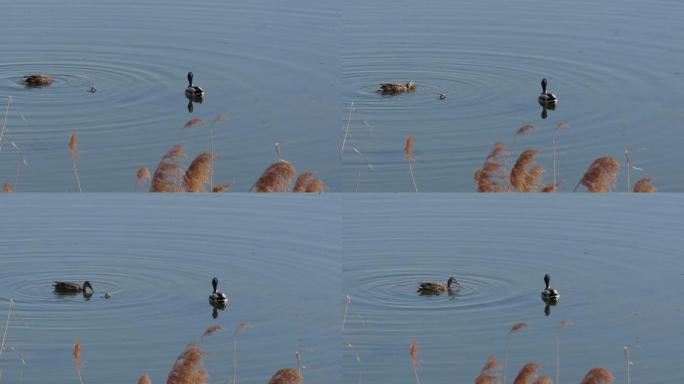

{"left": 538, "top": 78, "right": 557, "bottom": 105}
{"left": 541, "top": 273, "right": 560, "bottom": 303}
{"left": 22, "top": 74, "right": 53, "bottom": 86}
{"left": 208, "top": 277, "right": 228, "bottom": 307}
{"left": 267, "top": 350, "right": 303, "bottom": 384}
{"left": 417, "top": 277, "right": 458, "bottom": 295}
{"left": 53, "top": 281, "right": 93, "bottom": 295}
{"left": 185, "top": 72, "right": 204, "bottom": 98}
{"left": 378, "top": 81, "right": 416, "bottom": 94}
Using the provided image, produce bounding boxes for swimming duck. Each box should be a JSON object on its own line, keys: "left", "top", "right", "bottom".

{"left": 417, "top": 277, "right": 458, "bottom": 295}
{"left": 185, "top": 72, "right": 204, "bottom": 98}
{"left": 541, "top": 273, "right": 560, "bottom": 303}
{"left": 53, "top": 281, "right": 93, "bottom": 294}
{"left": 378, "top": 81, "right": 416, "bottom": 94}
{"left": 208, "top": 277, "right": 228, "bottom": 307}
{"left": 22, "top": 74, "right": 53, "bottom": 86}
{"left": 538, "top": 78, "right": 557, "bottom": 105}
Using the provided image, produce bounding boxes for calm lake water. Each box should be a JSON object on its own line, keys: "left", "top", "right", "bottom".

{"left": 343, "top": 195, "right": 684, "bottom": 383}
{"left": 0, "top": 0, "right": 339, "bottom": 191}
{"left": 342, "top": 0, "right": 684, "bottom": 191}
{"left": 0, "top": 195, "right": 340, "bottom": 383}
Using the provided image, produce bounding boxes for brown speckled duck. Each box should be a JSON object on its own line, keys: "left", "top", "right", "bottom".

{"left": 378, "top": 81, "right": 416, "bottom": 94}
{"left": 53, "top": 281, "right": 93, "bottom": 296}
{"left": 22, "top": 74, "right": 53, "bottom": 86}
{"left": 417, "top": 277, "right": 458, "bottom": 295}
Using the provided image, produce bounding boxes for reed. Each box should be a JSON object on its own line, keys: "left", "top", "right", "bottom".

{"left": 474, "top": 356, "right": 502, "bottom": 384}
{"left": 0, "top": 299, "right": 13, "bottom": 358}
{"left": 183, "top": 151, "right": 213, "bottom": 192}
{"left": 0, "top": 96, "right": 10, "bottom": 152}
{"left": 150, "top": 145, "right": 186, "bottom": 192}
{"left": 474, "top": 142, "right": 509, "bottom": 192}
{"left": 232, "top": 322, "right": 251, "bottom": 384}
{"left": 516, "top": 124, "right": 535, "bottom": 135}
{"left": 183, "top": 117, "right": 204, "bottom": 129}
{"left": 138, "top": 373, "right": 152, "bottom": 384}
{"left": 633, "top": 177, "right": 655, "bottom": 192}
{"left": 267, "top": 350, "right": 303, "bottom": 384}
{"left": 404, "top": 135, "right": 418, "bottom": 192}
{"left": 2, "top": 181, "right": 12, "bottom": 192}
{"left": 510, "top": 149, "right": 544, "bottom": 192}
{"left": 202, "top": 325, "right": 222, "bottom": 338}
{"left": 624, "top": 346, "right": 632, "bottom": 384}
{"left": 346, "top": 343, "right": 363, "bottom": 384}
{"left": 409, "top": 340, "right": 421, "bottom": 384}
{"left": 504, "top": 322, "right": 528, "bottom": 384}
{"left": 341, "top": 102, "right": 355, "bottom": 156}
{"left": 342, "top": 294, "right": 351, "bottom": 332}
{"left": 211, "top": 182, "right": 232, "bottom": 193}
{"left": 574, "top": 156, "right": 620, "bottom": 192}
{"left": 69, "top": 130, "right": 82, "bottom": 192}
{"left": 294, "top": 171, "right": 326, "bottom": 193}
{"left": 579, "top": 368, "right": 614, "bottom": 384}
{"left": 73, "top": 340, "right": 84, "bottom": 384}
{"left": 135, "top": 166, "right": 151, "bottom": 192}
{"left": 209, "top": 116, "right": 228, "bottom": 189}
{"left": 166, "top": 343, "right": 208, "bottom": 384}
{"left": 556, "top": 320, "right": 571, "bottom": 384}
{"left": 552, "top": 139, "right": 557, "bottom": 190}
{"left": 252, "top": 161, "right": 296, "bottom": 192}
{"left": 513, "top": 362, "right": 543, "bottom": 384}
{"left": 541, "top": 182, "right": 561, "bottom": 192}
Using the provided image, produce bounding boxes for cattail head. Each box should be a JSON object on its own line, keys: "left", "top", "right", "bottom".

{"left": 69, "top": 130, "right": 78, "bottom": 158}
{"left": 513, "top": 362, "right": 542, "bottom": 384}
{"left": 510, "top": 149, "right": 544, "bottom": 192}
{"left": 2, "top": 181, "right": 13, "bottom": 192}
{"left": 253, "top": 161, "right": 297, "bottom": 192}
{"left": 166, "top": 343, "right": 208, "bottom": 384}
{"left": 404, "top": 135, "right": 414, "bottom": 162}
{"left": 579, "top": 368, "right": 614, "bottom": 384}
{"left": 474, "top": 142, "right": 509, "bottom": 192}
{"left": 138, "top": 373, "right": 151, "bottom": 384}
{"left": 633, "top": 177, "right": 655, "bottom": 192}
{"left": 577, "top": 157, "right": 620, "bottom": 192}
{"left": 183, "top": 151, "right": 213, "bottom": 192}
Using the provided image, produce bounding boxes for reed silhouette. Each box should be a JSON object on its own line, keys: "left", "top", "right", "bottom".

{"left": 294, "top": 171, "right": 326, "bottom": 193}
{"left": 73, "top": 340, "right": 84, "bottom": 384}
{"left": 404, "top": 135, "right": 418, "bottom": 192}
{"left": 138, "top": 373, "right": 152, "bottom": 384}
{"left": 409, "top": 340, "right": 421, "bottom": 384}
{"left": 633, "top": 177, "right": 655, "bottom": 192}
{"left": 474, "top": 142, "right": 509, "bottom": 192}
{"left": 69, "top": 130, "right": 82, "bottom": 192}
{"left": 579, "top": 368, "right": 614, "bottom": 384}
{"left": 510, "top": 149, "right": 544, "bottom": 192}
{"left": 574, "top": 157, "right": 620, "bottom": 192}
{"left": 252, "top": 161, "right": 297, "bottom": 192}
{"left": 166, "top": 343, "right": 208, "bottom": 384}
{"left": 474, "top": 356, "right": 502, "bottom": 384}
{"left": 267, "top": 350, "right": 303, "bottom": 384}
{"left": 504, "top": 322, "right": 528, "bottom": 384}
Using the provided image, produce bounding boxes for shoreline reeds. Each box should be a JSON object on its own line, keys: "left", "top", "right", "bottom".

{"left": 69, "top": 130, "right": 82, "bottom": 192}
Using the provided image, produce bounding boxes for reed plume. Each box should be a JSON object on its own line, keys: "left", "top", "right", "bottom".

{"left": 510, "top": 149, "right": 544, "bottom": 192}
{"left": 409, "top": 340, "right": 421, "bottom": 384}
{"left": 554, "top": 123, "right": 568, "bottom": 132}
{"left": 542, "top": 182, "right": 561, "bottom": 192}
{"left": 513, "top": 362, "right": 542, "bottom": 384}
{"left": 504, "top": 322, "right": 528, "bottom": 384}
{"left": 211, "top": 182, "right": 232, "bottom": 193}
{"left": 2, "top": 181, "right": 13, "bottom": 192}
{"left": 252, "top": 161, "right": 296, "bottom": 192}
{"left": 135, "top": 166, "right": 151, "bottom": 191}
{"left": 150, "top": 145, "right": 186, "bottom": 192}
{"left": 574, "top": 157, "right": 620, "bottom": 192}
{"left": 183, "top": 117, "right": 204, "bottom": 129}
{"left": 73, "top": 340, "right": 84, "bottom": 384}
{"left": 232, "top": 322, "right": 251, "bottom": 384}
{"left": 69, "top": 130, "right": 82, "bottom": 192}
{"left": 474, "top": 356, "right": 502, "bottom": 384}
{"left": 516, "top": 124, "right": 535, "bottom": 135}
{"left": 633, "top": 177, "right": 655, "bottom": 192}
{"left": 183, "top": 151, "right": 213, "bottom": 192}
{"left": 474, "top": 142, "right": 509, "bottom": 192}
{"left": 138, "top": 374, "right": 152, "bottom": 384}
{"left": 533, "top": 376, "right": 552, "bottom": 384}
{"left": 579, "top": 368, "right": 614, "bottom": 384}
{"left": 202, "top": 325, "right": 222, "bottom": 338}
{"left": 166, "top": 343, "right": 208, "bottom": 384}
{"left": 404, "top": 135, "right": 418, "bottom": 192}
{"left": 294, "top": 171, "right": 326, "bottom": 192}
{"left": 267, "top": 350, "right": 303, "bottom": 384}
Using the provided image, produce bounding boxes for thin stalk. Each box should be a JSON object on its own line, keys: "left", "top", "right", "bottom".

{"left": 556, "top": 334, "right": 560, "bottom": 384}
{"left": 0, "top": 96, "right": 11, "bottom": 153}
{"left": 341, "top": 102, "right": 354, "bottom": 157}
{"left": 412, "top": 364, "right": 421, "bottom": 384}
{"left": 0, "top": 299, "right": 13, "bottom": 358}
{"left": 552, "top": 139, "right": 557, "bottom": 191}
{"left": 624, "top": 346, "right": 632, "bottom": 384}
{"left": 342, "top": 294, "right": 351, "bottom": 332}
{"left": 71, "top": 156, "right": 82, "bottom": 192}
{"left": 407, "top": 160, "right": 417, "bottom": 192}
{"left": 624, "top": 150, "right": 631, "bottom": 192}
{"left": 210, "top": 125, "right": 215, "bottom": 190}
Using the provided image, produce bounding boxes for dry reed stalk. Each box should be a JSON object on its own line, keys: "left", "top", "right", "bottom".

{"left": 352, "top": 147, "right": 374, "bottom": 169}
{"left": 0, "top": 299, "right": 13, "bottom": 358}
{"left": 510, "top": 149, "right": 544, "bottom": 192}
{"left": 633, "top": 178, "right": 655, "bottom": 192}
{"left": 554, "top": 123, "right": 568, "bottom": 132}
{"left": 474, "top": 356, "right": 502, "bottom": 384}
{"left": 293, "top": 171, "right": 326, "bottom": 193}
{"left": 2, "top": 181, "right": 13, "bottom": 192}
{"left": 342, "top": 294, "right": 351, "bottom": 332}
{"left": 516, "top": 124, "right": 535, "bottom": 135}
{"left": 404, "top": 135, "right": 418, "bottom": 192}
{"left": 0, "top": 96, "right": 10, "bottom": 152}
{"left": 252, "top": 161, "right": 296, "bottom": 192}
{"left": 346, "top": 343, "right": 362, "bottom": 384}
{"left": 73, "top": 340, "right": 84, "bottom": 384}
{"left": 552, "top": 139, "right": 557, "bottom": 190}
{"left": 513, "top": 362, "right": 542, "bottom": 384}
{"left": 138, "top": 374, "right": 152, "bottom": 384}
{"left": 69, "top": 130, "right": 82, "bottom": 192}
{"left": 150, "top": 145, "right": 186, "bottom": 192}
{"left": 183, "top": 118, "right": 204, "bottom": 129}
{"left": 574, "top": 157, "right": 620, "bottom": 192}
{"left": 211, "top": 182, "right": 232, "bottom": 193}
{"left": 624, "top": 150, "right": 632, "bottom": 192}
{"left": 624, "top": 346, "right": 632, "bottom": 384}
{"left": 556, "top": 320, "right": 571, "bottom": 384}
{"left": 579, "top": 368, "right": 614, "bottom": 384}
{"left": 504, "top": 322, "right": 528, "bottom": 384}
{"left": 232, "top": 322, "right": 251, "bottom": 384}
{"left": 135, "top": 166, "right": 151, "bottom": 192}
{"left": 166, "top": 343, "right": 208, "bottom": 384}
{"left": 202, "top": 325, "right": 222, "bottom": 338}
{"left": 409, "top": 340, "right": 421, "bottom": 384}
{"left": 341, "top": 102, "right": 355, "bottom": 156}
{"left": 474, "top": 142, "right": 509, "bottom": 192}
{"left": 267, "top": 350, "right": 303, "bottom": 384}
{"left": 183, "top": 151, "right": 213, "bottom": 192}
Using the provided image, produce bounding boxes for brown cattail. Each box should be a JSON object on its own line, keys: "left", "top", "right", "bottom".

{"left": 73, "top": 340, "right": 82, "bottom": 363}
{"left": 513, "top": 362, "right": 542, "bottom": 384}
{"left": 516, "top": 124, "right": 535, "bottom": 135}
{"left": 510, "top": 149, "right": 544, "bottom": 192}
{"left": 253, "top": 161, "right": 296, "bottom": 192}
{"left": 202, "top": 325, "right": 222, "bottom": 337}
{"left": 575, "top": 157, "right": 620, "bottom": 192}
{"left": 267, "top": 350, "right": 302, "bottom": 384}
{"left": 293, "top": 172, "right": 326, "bottom": 193}
{"left": 409, "top": 340, "right": 418, "bottom": 366}
{"left": 211, "top": 182, "right": 233, "bottom": 193}
{"left": 579, "top": 368, "right": 614, "bottom": 384}
{"left": 166, "top": 343, "right": 208, "bottom": 384}
{"left": 475, "top": 356, "right": 502, "bottom": 384}
{"left": 2, "top": 181, "right": 13, "bottom": 192}
{"left": 404, "top": 135, "right": 414, "bottom": 162}
{"left": 474, "top": 142, "right": 509, "bottom": 192}
{"left": 138, "top": 374, "right": 152, "bottom": 384}
{"left": 150, "top": 145, "right": 186, "bottom": 192}
{"left": 183, "top": 117, "right": 204, "bottom": 128}
{"left": 633, "top": 177, "right": 655, "bottom": 192}
{"left": 183, "top": 151, "right": 213, "bottom": 192}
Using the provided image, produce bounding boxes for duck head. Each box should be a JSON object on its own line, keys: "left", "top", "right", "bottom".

{"left": 447, "top": 277, "right": 457, "bottom": 288}
{"left": 187, "top": 72, "right": 194, "bottom": 87}
{"left": 541, "top": 78, "right": 548, "bottom": 94}
{"left": 82, "top": 281, "right": 94, "bottom": 292}
{"left": 406, "top": 81, "right": 416, "bottom": 90}
{"left": 544, "top": 274, "right": 551, "bottom": 289}
{"left": 212, "top": 277, "right": 219, "bottom": 293}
